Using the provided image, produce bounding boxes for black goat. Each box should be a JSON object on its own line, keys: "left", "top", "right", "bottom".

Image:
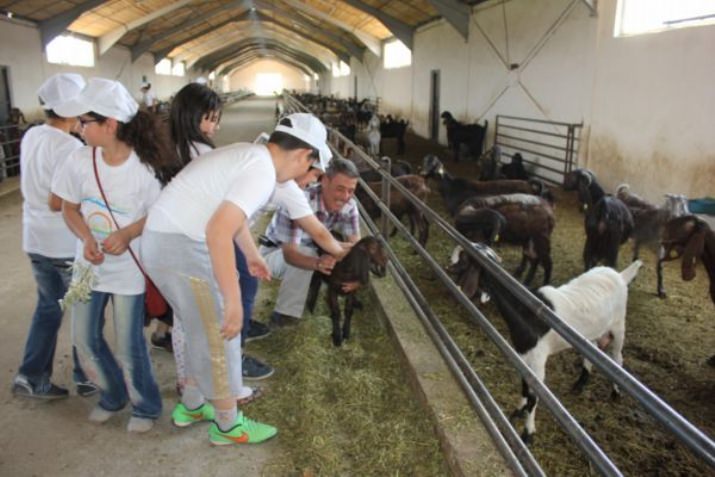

{"left": 501, "top": 153, "right": 529, "bottom": 180}
{"left": 563, "top": 169, "right": 633, "bottom": 270}
{"left": 379, "top": 115, "right": 409, "bottom": 155}
{"left": 421, "top": 154, "right": 546, "bottom": 216}
{"left": 441, "top": 111, "right": 488, "bottom": 162}
{"left": 306, "top": 236, "right": 388, "bottom": 346}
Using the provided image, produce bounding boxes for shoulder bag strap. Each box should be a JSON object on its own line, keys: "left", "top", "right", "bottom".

{"left": 91, "top": 147, "right": 148, "bottom": 278}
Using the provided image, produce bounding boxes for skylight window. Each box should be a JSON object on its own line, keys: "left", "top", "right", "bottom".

{"left": 383, "top": 40, "right": 411, "bottom": 69}
{"left": 615, "top": 0, "right": 715, "bottom": 37}
{"left": 46, "top": 35, "right": 94, "bottom": 67}
{"left": 155, "top": 59, "right": 171, "bottom": 75}
{"left": 332, "top": 61, "right": 350, "bottom": 78}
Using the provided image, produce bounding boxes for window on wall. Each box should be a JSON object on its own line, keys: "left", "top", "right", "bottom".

{"left": 383, "top": 40, "right": 411, "bottom": 69}
{"left": 331, "top": 61, "right": 350, "bottom": 78}
{"left": 615, "top": 0, "right": 715, "bottom": 37}
{"left": 155, "top": 59, "right": 171, "bottom": 75}
{"left": 171, "top": 61, "right": 185, "bottom": 77}
{"left": 46, "top": 35, "right": 94, "bottom": 67}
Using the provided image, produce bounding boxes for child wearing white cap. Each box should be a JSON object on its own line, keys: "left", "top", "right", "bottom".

{"left": 140, "top": 112, "right": 332, "bottom": 445}
{"left": 12, "top": 73, "right": 98, "bottom": 401}
{"left": 53, "top": 77, "right": 173, "bottom": 432}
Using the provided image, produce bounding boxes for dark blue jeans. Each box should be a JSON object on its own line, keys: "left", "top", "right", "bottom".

{"left": 73, "top": 291, "right": 162, "bottom": 419}
{"left": 19, "top": 253, "right": 88, "bottom": 390}
{"left": 235, "top": 244, "right": 258, "bottom": 345}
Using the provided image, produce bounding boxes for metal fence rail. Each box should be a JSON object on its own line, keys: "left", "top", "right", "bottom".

{"left": 0, "top": 123, "right": 23, "bottom": 181}
{"left": 283, "top": 92, "right": 715, "bottom": 474}
{"left": 494, "top": 115, "right": 581, "bottom": 185}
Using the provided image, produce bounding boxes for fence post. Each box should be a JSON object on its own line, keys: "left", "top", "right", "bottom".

{"left": 380, "top": 156, "right": 391, "bottom": 237}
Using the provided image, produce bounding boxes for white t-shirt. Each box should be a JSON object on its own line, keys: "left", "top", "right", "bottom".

{"left": 142, "top": 90, "right": 156, "bottom": 108}
{"left": 253, "top": 180, "right": 313, "bottom": 226}
{"left": 146, "top": 143, "right": 277, "bottom": 241}
{"left": 21, "top": 124, "right": 83, "bottom": 258}
{"left": 54, "top": 147, "right": 162, "bottom": 294}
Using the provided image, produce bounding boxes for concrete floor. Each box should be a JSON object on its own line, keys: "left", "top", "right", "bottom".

{"left": 0, "top": 97, "right": 283, "bottom": 477}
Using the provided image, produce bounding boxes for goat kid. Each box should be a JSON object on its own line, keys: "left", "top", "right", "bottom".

{"left": 306, "top": 236, "right": 388, "bottom": 346}
{"left": 448, "top": 243, "right": 642, "bottom": 443}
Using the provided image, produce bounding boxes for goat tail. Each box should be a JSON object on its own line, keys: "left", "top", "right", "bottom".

{"left": 620, "top": 259, "right": 643, "bottom": 285}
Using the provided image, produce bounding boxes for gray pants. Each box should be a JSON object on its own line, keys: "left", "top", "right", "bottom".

{"left": 260, "top": 244, "right": 318, "bottom": 319}
{"left": 141, "top": 231, "right": 242, "bottom": 400}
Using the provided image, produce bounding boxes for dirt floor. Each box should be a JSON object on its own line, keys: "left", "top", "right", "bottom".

{"left": 375, "top": 132, "right": 715, "bottom": 476}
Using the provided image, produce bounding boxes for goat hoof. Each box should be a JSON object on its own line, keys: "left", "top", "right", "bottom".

{"left": 571, "top": 383, "right": 586, "bottom": 395}
{"left": 706, "top": 355, "right": 715, "bottom": 367}
{"left": 509, "top": 408, "right": 525, "bottom": 422}
{"left": 657, "top": 291, "right": 667, "bottom": 299}
{"left": 520, "top": 430, "right": 534, "bottom": 446}
{"left": 610, "top": 389, "right": 621, "bottom": 401}
{"left": 332, "top": 335, "right": 342, "bottom": 347}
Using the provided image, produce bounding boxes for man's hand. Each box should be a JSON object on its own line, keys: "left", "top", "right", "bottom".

{"left": 220, "top": 301, "right": 243, "bottom": 339}
{"left": 341, "top": 281, "right": 361, "bottom": 293}
{"left": 102, "top": 229, "right": 130, "bottom": 255}
{"left": 83, "top": 238, "right": 105, "bottom": 265}
{"left": 334, "top": 242, "right": 354, "bottom": 261}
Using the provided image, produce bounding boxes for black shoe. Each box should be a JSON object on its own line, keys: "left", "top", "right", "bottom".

{"left": 151, "top": 332, "right": 173, "bottom": 352}
{"left": 12, "top": 375, "right": 68, "bottom": 400}
{"left": 242, "top": 355, "right": 274, "bottom": 380}
{"left": 245, "top": 321, "right": 271, "bottom": 343}
{"left": 76, "top": 381, "right": 100, "bottom": 398}
{"left": 269, "top": 311, "right": 300, "bottom": 328}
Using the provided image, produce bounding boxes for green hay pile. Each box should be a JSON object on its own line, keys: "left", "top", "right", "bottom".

{"left": 246, "top": 279, "right": 449, "bottom": 476}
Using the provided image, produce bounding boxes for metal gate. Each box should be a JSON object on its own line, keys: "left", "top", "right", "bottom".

{"left": 494, "top": 115, "right": 582, "bottom": 185}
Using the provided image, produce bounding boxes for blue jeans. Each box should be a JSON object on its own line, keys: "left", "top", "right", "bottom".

{"left": 19, "top": 253, "right": 88, "bottom": 390}
{"left": 236, "top": 245, "right": 258, "bottom": 345}
{"left": 72, "top": 292, "right": 162, "bottom": 419}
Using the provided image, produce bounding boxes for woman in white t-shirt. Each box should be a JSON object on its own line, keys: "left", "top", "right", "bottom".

{"left": 141, "top": 113, "right": 332, "bottom": 446}
{"left": 54, "top": 78, "right": 174, "bottom": 433}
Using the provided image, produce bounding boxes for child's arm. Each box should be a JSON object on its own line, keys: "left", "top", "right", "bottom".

{"left": 234, "top": 225, "right": 271, "bottom": 280}
{"left": 101, "top": 217, "right": 146, "bottom": 255}
{"left": 62, "top": 200, "right": 104, "bottom": 265}
{"left": 206, "top": 201, "right": 245, "bottom": 340}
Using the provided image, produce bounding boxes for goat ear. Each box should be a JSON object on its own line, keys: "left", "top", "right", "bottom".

{"left": 681, "top": 227, "right": 705, "bottom": 281}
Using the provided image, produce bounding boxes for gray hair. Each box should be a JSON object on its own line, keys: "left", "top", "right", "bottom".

{"left": 325, "top": 156, "right": 359, "bottom": 179}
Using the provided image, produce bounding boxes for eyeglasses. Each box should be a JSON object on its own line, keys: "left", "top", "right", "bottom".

{"left": 78, "top": 118, "right": 100, "bottom": 127}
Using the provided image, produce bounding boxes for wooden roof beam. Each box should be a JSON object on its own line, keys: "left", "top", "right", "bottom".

{"left": 194, "top": 39, "right": 327, "bottom": 73}
{"left": 222, "top": 53, "right": 315, "bottom": 77}
{"left": 98, "top": 0, "right": 192, "bottom": 55}
{"left": 425, "top": 0, "right": 470, "bottom": 41}
{"left": 39, "top": 0, "right": 105, "bottom": 48}
{"left": 339, "top": 0, "right": 415, "bottom": 49}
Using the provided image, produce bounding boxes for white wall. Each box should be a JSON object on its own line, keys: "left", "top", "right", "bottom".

{"left": 323, "top": 0, "right": 715, "bottom": 200}
{"left": 228, "top": 59, "right": 310, "bottom": 94}
{"left": 0, "top": 18, "right": 189, "bottom": 120}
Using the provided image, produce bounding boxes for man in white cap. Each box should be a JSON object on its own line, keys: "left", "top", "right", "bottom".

{"left": 12, "top": 73, "right": 97, "bottom": 400}
{"left": 141, "top": 112, "right": 333, "bottom": 446}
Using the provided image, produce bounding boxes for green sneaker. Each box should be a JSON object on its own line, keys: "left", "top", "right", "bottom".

{"left": 209, "top": 412, "right": 278, "bottom": 445}
{"left": 171, "top": 402, "right": 215, "bottom": 428}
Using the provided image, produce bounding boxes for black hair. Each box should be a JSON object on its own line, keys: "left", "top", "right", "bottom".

{"left": 88, "top": 110, "right": 174, "bottom": 185}
{"left": 43, "top": 109, "right": 61, "bottom": 119}
{"left": 325, "top": 156, "right": 358, "bottom": 179}
{"left": 268, "top": 117, "right": 320, "bottom": 160}
{"left": 169, "top": 83, "right": 223, "bottom": 174}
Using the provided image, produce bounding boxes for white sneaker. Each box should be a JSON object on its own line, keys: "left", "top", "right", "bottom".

{"left": 127, "top": 416, "right": 154, "bottom": 433}
{"left": 89, "top": 405, "right": 117, "bottom": 423}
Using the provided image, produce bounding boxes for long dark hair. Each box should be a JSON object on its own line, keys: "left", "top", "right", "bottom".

{"left": 88, "top": 110, "right": 174, "bottom": 185}
{"left": 169, "top": 83, "right": 223, "bottom": 172}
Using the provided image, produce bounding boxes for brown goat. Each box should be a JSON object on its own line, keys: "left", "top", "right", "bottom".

{"left": 306, "top": 236, "right": 388, "bottom": 346}
{"left": 356, "top": 174, "right": 430, "bottom": 246}
{"left": 658, "top": 215, "right": 715, "bottom": 366}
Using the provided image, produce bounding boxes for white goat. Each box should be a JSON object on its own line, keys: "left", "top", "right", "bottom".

{"left": 366, "top": 114, "right": 381, "bottom": 157}
{"left": 448, "top": 243, "right": 642, "bottom": 443}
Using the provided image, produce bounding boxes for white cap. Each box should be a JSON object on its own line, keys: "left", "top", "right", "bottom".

{"left": 194, "top": 76, "right": 208, "bottom": 85}
{"left": 274, "top": 113, "right": 332, "bottom": 171}
{"left": 55, "top": 78, "right": 139, "bottom": 123}
{"left": 37, "top": 73, "right": 86, "bottom": 114}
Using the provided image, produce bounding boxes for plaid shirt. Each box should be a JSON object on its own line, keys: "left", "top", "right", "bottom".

{"left": 264, "top": 184, "right": 360, "bottom": 247}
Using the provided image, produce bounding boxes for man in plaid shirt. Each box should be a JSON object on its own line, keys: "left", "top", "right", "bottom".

{"left": 261, "top": 157, "right": 360, "bottom": 325}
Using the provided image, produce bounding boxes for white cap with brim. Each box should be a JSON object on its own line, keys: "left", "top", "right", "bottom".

{"left": 54, "top": 77, "right": 139, "bottom": 123}
{"left": 37, "top": 73, "right": 86, "bottom": 114}
{"left": 274, "top": 112, "right": 332, "bottom": 172}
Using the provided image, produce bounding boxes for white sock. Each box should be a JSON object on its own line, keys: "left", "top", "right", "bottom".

{"left": 89, "top": 405, "right": 117, "bottom": 423}
{"left": 215, "top": 407, "right": 238, "bottom": 432}
{"left": 181, "top": 384, "right": 204, "bottom": 410}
